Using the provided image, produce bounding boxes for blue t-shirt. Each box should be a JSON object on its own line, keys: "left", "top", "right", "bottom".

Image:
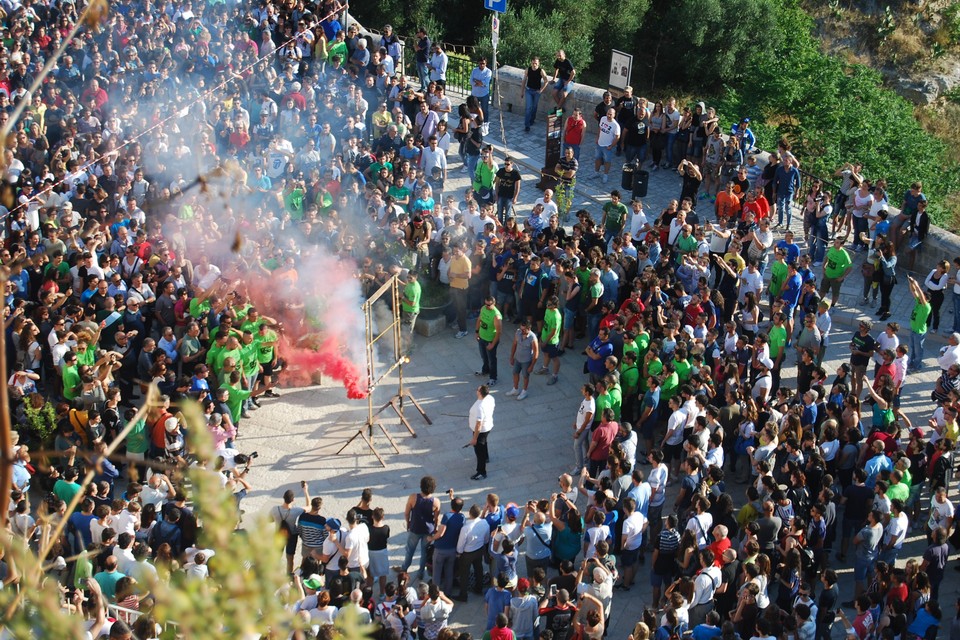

{"left": 692, "top": 625, "right": 722, "bottom": 640}
{"left": 435, "top": 512, "right": 465, "bottom": 550}
{"left": 484, "top": 587, "right": 513, "bottom": 629}
{"left": 586, "top": 338, "right": 613, "bottom": 376}
{"left": 782, "top": 273, "right": 803, "bottom": 308}
{"left": 776, "top": 240, "right": 800, "bottom": 265}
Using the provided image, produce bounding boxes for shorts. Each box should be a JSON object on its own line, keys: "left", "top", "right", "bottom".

{"left": 819, "top": 276, "right": 842, "bottom": 300}
{"left": 521, "top": 300, "right": 539, "bottom": 319}
{"left": 650, "top": 572, "right": 671, "bottom": 588}
{"left": 664, "top": 442, "right": 683, "bottom": 462}
{"left": 544, "top": 343, "right": 562, "bottom": 358}
{"left": 513, "top": 360, "right": 532, "bottom": 378}
{"left": 621, "top": 546, "right": 641, "bottom": 567}
{"left": 851, "top": 364, "right": 867, "bottom": 380}
{"left": 284, "top": 530, "right": 299, "bottom": 556}
{"left": 563, "top": 308, "right": 576, "bottom": 331}
{"left": 554, "top": 79, "right": 572, "bottom": 93}
{"left": 260, "top": 361, "right": 275, "bottom": 377}
{"left": 595, "top": 145, "right": 614, "bottom": 164}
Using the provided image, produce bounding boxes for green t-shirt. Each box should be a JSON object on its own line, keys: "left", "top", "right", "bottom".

{"left": 636, "top": 332, "right": 651, "bottom": 357}
{"left": 621, "top": 364, "right": 640, "bottom": 395}
{"left": 402, "top": 280, "right": 422, "bottom": 314}
{"left": 189, "top": 298, "right": 211, "bottom": 319}
{"left": 542, "top": 308, "right": 561, "bottom": 345}
{"left": 887, "top": 482, "right": 909, "bottom": 503}
{"left": 824, "top": 247, "right": 852, "bottom": 280}
{"left": 125, "top": 418, "right": 149, "bottom": 455}
{"left": 240, "top": 318, "right": 266, "bottom": 334}
{"left": 215, "top": 347, "right": 244, "bottom": 375}
{"left": 769, "top": 260, "right": 788, "bottom": 296}
{"left": 54, "top": 479, "right": 81, "bottom": 505}
{"left": 257, "top": 330, "right": 278, "bottom": 364}
{"left": 674, "top": 358, "right": 692, "bottom": 383}
{"left": 602, "top": 201, "right": 628, "bottom": 232}
{"left": 911, "top": 301, "right": 932, "bottom": 334}
{"left": 588, "top": 282, "right": 603, "bottom": 308}
{"left": 660, "top": 371, "right": 679, "bottom": 401}
{"left": 285, "top": 188, "right": 305, "bottom": 220}
{"left": 768, "top": 325, "right": 787, "bottom": 359}
{"left": 62, "top": 364, "right": 81, "bottom": 400}
{"left": 77, "top": 346, "right": 95, "bottom": 367}
{"left": 388, "top": 185, "right": 412, "bottom": 210}
{"left": 623, "top": 340, "right": 639, "bottom": 363}
{"left": 675, "top": 234, "right": 698, "bottom": 260}
{"left": 478, "top": 305, "right": 502, "bottom": 342}
{"left": 594, "top": 392, "right": 612, "bottom": 423}
{"left": 225, "top": 383, "right": 252, "bottom": 423}
{"left": 608, "top": 383, "right": 623, "bottom": 421}
{"left": 240, "top": 341, "right": 259, "bottom": 373}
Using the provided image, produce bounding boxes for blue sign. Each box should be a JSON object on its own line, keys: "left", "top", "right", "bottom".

{"left": 484, "top": 0, "right": 506, "bottom": 13}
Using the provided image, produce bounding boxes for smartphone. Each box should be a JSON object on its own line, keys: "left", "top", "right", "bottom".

{"left": 549, "top": 585, "right": 558, "bottom": 597}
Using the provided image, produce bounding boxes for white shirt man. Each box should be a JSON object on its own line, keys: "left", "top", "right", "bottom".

{"left": 468, "top": 392, "right": 495, "bottom": 435}
{"left": 690, "top": 558, "right": 722, "bottom": 608}
{"left": 419, "top": 140, "right": 448, "bottom": 181}
{"left": 629, "top": 204, "right": 650, "bottom": 238}
{"left": 621, "top": 508, "right": 647, "bottom": 552}
{"left": 596, "top": 112, "right": 621, "bottom": 149}
{"left": 343, "top": 512, "right": 371, "bottom": 573}
{"left": 456, "top": 509, "right": 490, "bottom": 554}
{"left": 534, "top": 192, "right": 559, "bottom": 220}
{"left": 938, "top": 334, "right": 960, "bottom": 371}
{"left": 737, "top": 265, "right": 764, "bottom": 304}
{"left": 648, "top": 458, "right": 668, "bottom": 508}
{"left": 686, "top": 511, "right": 714, "bottom": 549}
{"left": 884, "top": 507, "right": 908, "bottom": 551}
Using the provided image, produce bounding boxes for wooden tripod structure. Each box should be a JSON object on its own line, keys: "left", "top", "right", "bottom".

{"left": 336, "top": 275, "right": 431, "bottom": 466}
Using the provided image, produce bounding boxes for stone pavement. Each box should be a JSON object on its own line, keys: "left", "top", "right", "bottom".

{"left": 231, "top": 100, "right": 959, "bottom": 637}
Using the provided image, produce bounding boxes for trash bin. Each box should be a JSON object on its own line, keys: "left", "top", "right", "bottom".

{"left": 621, "top": 163, "right": 635, "bottom": 191}
{"left": 632, "top": 169, "right": 650, "bottom": 199}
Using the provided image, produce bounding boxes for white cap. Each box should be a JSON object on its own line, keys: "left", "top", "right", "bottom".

{"left": 165, "top": 417, "right": 179, "bottom": 432}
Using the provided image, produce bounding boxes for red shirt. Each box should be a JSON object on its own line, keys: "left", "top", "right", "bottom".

{"left": 709, "top": 538, "right": 731, "bottom": 566}
{"left": 590, "top": 421, "right": 619, "bottom": 461}
{"left": 564, "top": 117, "right": 585, "bottom": 145}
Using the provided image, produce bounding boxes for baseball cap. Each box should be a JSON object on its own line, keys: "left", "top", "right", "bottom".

{"left": 759, "top": 357, "right": 774, "bottom": 370}
{"left": 326, "top": 518, "right": 342, "bottom": 531}
{"left": 303, "top": 574, "right": 324, "bottom": 590}
{"left": 910, "top": 428, "right": 925, "bottom": 440}
{"left": 165, "top": 417, "right": 179, "bottom": 432}
{"left": 505, "top": 505, "right": 520, "bottom": 520}
{"left": 517, "top": 578, "right": 530, "bottom": 592}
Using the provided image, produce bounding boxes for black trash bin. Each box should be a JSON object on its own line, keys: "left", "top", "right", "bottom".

{"left": 632, "top": 169, "right": 650, "bottom": 199}
{"left": 621, "top": 163, "right": 635, "bottom": 191}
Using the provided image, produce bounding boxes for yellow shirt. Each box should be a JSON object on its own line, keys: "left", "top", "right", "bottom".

{"left": 448, "top": 255, "right": 472, "bottom": 290}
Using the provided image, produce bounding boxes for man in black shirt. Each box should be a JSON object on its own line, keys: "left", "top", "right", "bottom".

{"left": 494, "top": 157, "right": 522, "bottom": 223}
{"left": 817, "top": 569, "right": 840, "bottom": 640}
{"left": 849, "top": 320, "right": 876, "bottom": 396}
{"left": 839, "top": 468, "right": 873, "bottom": 561}
{"left": 551, "top": 50, "right": 575, "bottom": 110}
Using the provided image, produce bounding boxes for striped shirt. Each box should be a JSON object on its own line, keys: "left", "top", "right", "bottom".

{"left": 298, "top": 512, "right": 328, "bottom": 548}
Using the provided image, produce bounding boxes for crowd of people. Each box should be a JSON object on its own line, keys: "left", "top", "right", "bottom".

{"left": 1, "top": 0, "right": 959, "bottom": 638}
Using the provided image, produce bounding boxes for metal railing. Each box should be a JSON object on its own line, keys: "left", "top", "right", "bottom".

{"left": 107, "top": 604, "right": 180, "bottom": 632}
{"left": 346, "top": 16, "right": 480, "bottom": 96}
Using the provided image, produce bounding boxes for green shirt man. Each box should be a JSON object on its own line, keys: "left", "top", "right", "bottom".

{"left": 542, "top": 305, "right": 561, "bottom": 346}
{"left": 769, "top": 258, "right": 788, "bottom": 297}
{"left": 602, "top": 195, "right": 629, "bottom": 234}
{"left": 257, "top": 327, "right": 278, "bottom": 364}
{"left": 402, "top": 277, "right": 422, "bottom": 315}
{"left": 911, "top": 300, "right": 931, "bottom": 334}
{"left": 477, "top": 300, "right": 502, "bottom": 343}
{"left": 824, "top": 245, "right": 852, "bottom": 280}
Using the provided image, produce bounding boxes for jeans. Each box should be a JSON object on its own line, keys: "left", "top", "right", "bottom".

{"left": 524, "top": 88, "right": 541, "bottom": 130}
{"left": 624, "top": 144, "right": 647, "bottom": 165}
{"left": 451, "top": 287, "right": 469, "bottom": 332}
{"left": 477, "top": 94, "right": 490, "bottom": 122}
{"left": 497, "top": 196, "right": 514, "bottom": 222}
{"left": 417, "top": 62, "right": 430, "bottom": 89}
{"left": 574, "top": 427, "right": 590, "bottom": 471}
{"left": 853, "top": 215, "right": 869, "bottom": 248}
{"left": 563, "top": 143, "right": 580, "bottom": 161}
{"left": 929, "top": 289, "right": 944, "bottom": 331}
{"left": 402, "top": 531, "right": 429, "bottom": 576}
{"left": 587, "top": 313, "right": 601, "bottom": 341}
{"left": 812, "top": 222, "right": 829, "bottom": 263}
{"left": 478, "top": 337, "right": 499, "bottom": 381}
{"left": 465, "top": 153, "right": 479, "bottom": 179}
{"left": 433, "top": 547, "right": 458, "bottom": 594}
{"left": 878, "top": 279, "right": 894, "bottom": 315}
{"left": 910, "top": 330, "right": 926, "bottom": 370}
{"left": 665, "top": 131, "right": 678, "bottom": 166}
{"left": 777, "top": 194, "right": 794, "bottom": 227}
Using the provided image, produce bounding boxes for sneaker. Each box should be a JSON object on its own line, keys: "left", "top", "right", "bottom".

{"left": 650, "top": 165, "right": 659, "bottom": 172}
{"left": 547, "top": 375, "right": 559, "bottom": 385}
{"left": 470, "top": 473, "right": 487, "bottom": 481}
{"left": 534, "top": 367, "right": 549, "bottom": 375}
{"left": 517, "top": 390, "right": 528, "bottom": 401}
{"left": 475, "top": 370, "right": 487, "bottom": 377}
{"left": 251, "top": 397, "right": 261, "bottom": 407}
{"left": 506, "top": 388, "right": 519, "bottom": 396}
{"left": 455, "top": 331, "right": 468, "bottom": 339}
{"left": 487, "top": 378, "right": 497, "bottom": 386}
{"left": 601, "top": 173, "right": 609, "bottom": 184}
{"left": 265, "top": 390, "right": 281, "bottom": 398}
{"left": 241, "top": 410, "right": 252, "bottom": 419}
{"left": 812, "top": 261, "right": 823, "bottom": 268}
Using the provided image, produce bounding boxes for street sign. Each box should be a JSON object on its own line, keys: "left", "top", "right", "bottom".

{"left": 491, "top": 14, "right": 499, "bottom": 49}
{"left": 609, "top": 49, "right": 633, "bottom": 90}
{"left": 484, "top": 0, "right": 507, "bottom": 13}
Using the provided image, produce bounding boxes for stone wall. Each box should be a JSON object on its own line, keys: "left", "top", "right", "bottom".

{"left": 493, "top": 65, "right": 609, "bottom": 133}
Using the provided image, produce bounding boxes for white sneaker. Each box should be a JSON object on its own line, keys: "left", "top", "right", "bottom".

{"left": 506, "top": 388, "right": 519, "bottom": 396}
{"left": 455, "top": 331, "right": 468, "bottom": 339}
{"left": 601, "top": 173, "right": 609, "bottom": 184}
{"left": 517, "top": 389, "right": 528, "bottom": 401}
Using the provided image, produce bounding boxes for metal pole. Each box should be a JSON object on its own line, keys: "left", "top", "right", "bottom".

{"left": 0, "top": 269, "right": 11, "bottom": 527}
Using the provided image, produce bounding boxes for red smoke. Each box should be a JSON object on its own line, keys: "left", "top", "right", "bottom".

{"left": 279, "top": 335, "right": 369, "bottom": 399}
{"left": 221, "top": 259, "right": 370, "bottom": 400}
